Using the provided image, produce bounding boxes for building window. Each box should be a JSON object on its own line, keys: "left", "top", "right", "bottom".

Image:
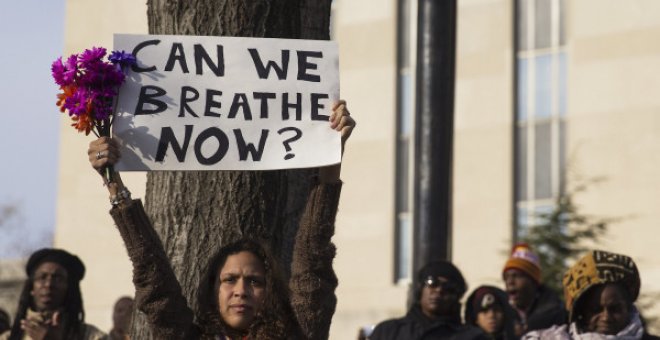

{"left": 394, "top": 0, "right": 416, "bottom": 282}
{"left": 514, "top": 0, "right": 566, "bottom": 240}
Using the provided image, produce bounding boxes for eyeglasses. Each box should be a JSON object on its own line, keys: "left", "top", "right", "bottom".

{"left": 423, "top": 276, "right": 459, "bottom": 293}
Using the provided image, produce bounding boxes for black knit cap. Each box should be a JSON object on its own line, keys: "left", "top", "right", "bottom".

{"left": 26, "top": 248, "right": 85, "bottom": 282}
{"left": 417, "top": 260, "right": 467, "bottom": 297}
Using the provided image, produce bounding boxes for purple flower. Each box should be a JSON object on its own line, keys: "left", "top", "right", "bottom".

{"left": 91, "top": 95, "right": 114, "bottom": 121}
{"left": 63, "top": 88, "right": 90, "bottom": 116}
{"left": 78, "top": 62, "right": 124, "bottom": 88}
{"left": 109, "top": 50, "right": 136, "bottom": 67}
{"left": 51, "top": 57, "right": 67, "bottom": 86}
{"left": 78, "top": 47, "right": 107, "bottom": 68}
{"left": 51, "top": 55, "right": 79, "bottom": 86}
{"left": 63, "top": 55, "right": 79, "bottom": 83}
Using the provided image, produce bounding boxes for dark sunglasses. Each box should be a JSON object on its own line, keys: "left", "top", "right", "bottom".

{"left": 423, "top": 276, "right": 459, "bottom": 292}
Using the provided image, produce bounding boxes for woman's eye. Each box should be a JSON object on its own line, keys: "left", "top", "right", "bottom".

{"left": 250, "top": 278, "right": 265, "bottom": 286}
{"left": 221, "top": 277, "right": 237, "bottom": 284}
{"left": 609, "top": 304, "right": 623, "bottom": 313}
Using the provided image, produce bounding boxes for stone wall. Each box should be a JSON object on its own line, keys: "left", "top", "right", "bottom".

{"left": 0, "top": 260, "right": 26, "bottom": 323}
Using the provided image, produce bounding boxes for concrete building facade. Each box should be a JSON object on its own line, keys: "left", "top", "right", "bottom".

{"left": 0, "top": 260, "right": 25, "bottom": 322}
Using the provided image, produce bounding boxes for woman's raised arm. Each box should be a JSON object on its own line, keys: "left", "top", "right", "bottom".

{"left": 87, "top": 137, "right": 199, "bottom": 339}
{"left": 290, "top": 100, "right": 355, "bottom": 340}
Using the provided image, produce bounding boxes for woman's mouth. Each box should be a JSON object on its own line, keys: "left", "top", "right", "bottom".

{"left": 230, "top": 304, "right": 252, "bottom": 313}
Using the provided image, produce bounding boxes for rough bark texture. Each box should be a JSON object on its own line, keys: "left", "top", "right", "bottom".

{"left": 132, "top": 0, "right": 332, "bottom": 338}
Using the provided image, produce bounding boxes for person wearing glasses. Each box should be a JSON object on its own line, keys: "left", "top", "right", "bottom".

{"left": 0, "top": 248, "right": 106, "bottom": 340}
{"left": 370, "top": 261, "right": 488, "bottom": 340}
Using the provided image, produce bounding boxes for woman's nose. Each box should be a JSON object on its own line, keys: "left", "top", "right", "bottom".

{"left": 232, "top": 278, "right": 249, "bottom": 297}
{"left": 601, "top": 309, "right": 610, "bottom": 322}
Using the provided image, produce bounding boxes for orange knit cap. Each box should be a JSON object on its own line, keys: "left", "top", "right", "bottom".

{"left": 502, "top": 243, "right": 542, "bottom": 284}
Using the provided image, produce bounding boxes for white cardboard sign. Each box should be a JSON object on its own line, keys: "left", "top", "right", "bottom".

{"left": 112, "top": 34, "right": 340, "bottom": 171}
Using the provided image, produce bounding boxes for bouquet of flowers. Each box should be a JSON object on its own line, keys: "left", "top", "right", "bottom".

{"left": 52, "top": 47, "right": 135, "bottom": 136}
{"left": 52, "top": 47, "right": 136, "bottom": 181}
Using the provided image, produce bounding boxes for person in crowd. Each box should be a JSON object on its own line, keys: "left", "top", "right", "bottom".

{"left": 0, "top": 248, "right": 106, "bottom": 340}
{"left": 370, "top": 261, "right": 488, "bottom": 340}
{"left": 0, "top": 310, "right": 10, "bottom": 334}
{"left": 523, "top": 250, "right": 660, "bottom": 339}
{"left": 357, "top": 325, "right": 375, "bottom": 340}
{"left": 502, "top": 244, "right": 566, "bottom": 336}
{"left": 87, "top": 101, "right": 354, "bottom": 340}
{"left": 108, "top": 296, "right": 133, "bottom": 340}
{"left": 465, "top": 285, "right": 519, "bottom": 340}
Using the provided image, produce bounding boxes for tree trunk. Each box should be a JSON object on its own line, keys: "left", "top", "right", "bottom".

{"left": 130, "top": 1, "right": 332, "bottom": 338}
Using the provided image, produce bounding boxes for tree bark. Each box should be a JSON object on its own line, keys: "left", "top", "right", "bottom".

{"left": 130, "top": 1, "right": 332, "bottom": 338}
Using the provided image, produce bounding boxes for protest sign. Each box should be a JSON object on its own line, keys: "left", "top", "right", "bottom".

{"left": 112, "top": 34, "right": 340, "bottom": 171}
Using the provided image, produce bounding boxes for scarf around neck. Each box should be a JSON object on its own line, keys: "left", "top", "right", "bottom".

{"left": 522, "top": 309, "right": 645, "bottom": 340}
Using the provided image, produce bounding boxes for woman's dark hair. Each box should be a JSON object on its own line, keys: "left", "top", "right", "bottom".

{"left": 9, "top": 266, "right": 85, "bottom": 340}
{"left": 197, "top": 238, "right": 299, "bottom": 339}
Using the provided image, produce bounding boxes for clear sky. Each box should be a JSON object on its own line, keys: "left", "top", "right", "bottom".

{"left": 0, "top": 0, "right": 65, "bottom": 258}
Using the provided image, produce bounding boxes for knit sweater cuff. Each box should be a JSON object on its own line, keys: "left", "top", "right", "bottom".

{"left": 110, "top": 199, "right": 157, "bottom": 250}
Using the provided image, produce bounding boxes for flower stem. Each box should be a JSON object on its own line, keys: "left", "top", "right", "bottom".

{"left": 98, "top": 117, "right": 114, "bottom": 183}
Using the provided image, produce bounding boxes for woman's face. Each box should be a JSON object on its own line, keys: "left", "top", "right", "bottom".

{"left": 216, "top": 251, "right": 267, "bottom": 331}
{"left": 579, "top": 284, "right": 631, "bottom": 335}
{"left": 476, "top": 305, "right": 504, "bottom": 335}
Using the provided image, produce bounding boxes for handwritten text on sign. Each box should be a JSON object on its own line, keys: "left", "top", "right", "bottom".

{"left": 112, "top": 34, "right": 340, "bottom": 171}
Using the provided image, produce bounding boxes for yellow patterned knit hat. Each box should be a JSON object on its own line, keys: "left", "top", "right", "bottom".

{"left": 563, "top": 250, "right": 640, "bottom": 322}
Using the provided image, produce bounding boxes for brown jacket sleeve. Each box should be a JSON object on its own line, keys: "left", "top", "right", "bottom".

{"left": 289, "top": 181, "right": 342, "bottom": 340}
{"left": 110, "top": 200, "right": 198, "bottom": 340}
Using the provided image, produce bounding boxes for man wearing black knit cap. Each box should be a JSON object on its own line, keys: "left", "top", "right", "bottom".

{"left": 371, "top": 261, "right": 488, "bottom": 340}
{"left": 0, "top": 248, "right": 106, "bottom": 340}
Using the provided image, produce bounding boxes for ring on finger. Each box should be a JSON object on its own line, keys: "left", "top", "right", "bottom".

{"left": 96, "top": 151, "right": 104, "bottom": 160}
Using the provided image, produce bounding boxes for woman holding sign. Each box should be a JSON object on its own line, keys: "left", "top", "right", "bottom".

{"left": 88, "top": 101, "right": 354, "bottom": 340}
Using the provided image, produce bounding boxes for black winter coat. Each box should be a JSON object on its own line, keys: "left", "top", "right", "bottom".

{"left": 525, "top": 285, "right": 567, "bottom": 333}
{"left": 370, "top": 306, "right": 488, "bottom": 340}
